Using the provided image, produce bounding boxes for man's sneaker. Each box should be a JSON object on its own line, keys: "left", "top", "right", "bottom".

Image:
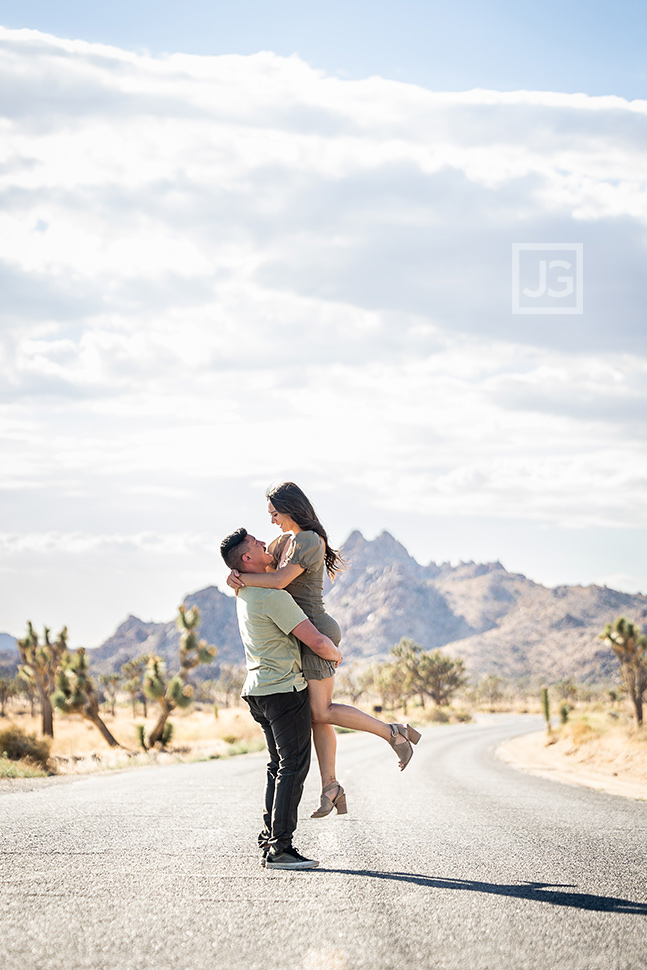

{"left": 264, "top": 846, "right": 319, "bottom": 870}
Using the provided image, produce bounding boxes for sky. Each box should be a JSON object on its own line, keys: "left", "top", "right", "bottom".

{"left": 0, "top": 2, "right": 646, "bottom": 647}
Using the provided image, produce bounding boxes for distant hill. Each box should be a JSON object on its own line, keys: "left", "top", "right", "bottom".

{"left": 0, "top": 632, "right": 19, "bottom": 675}
{"left": 87, "top": 530, "right": 647, "bottom": 683}
{"left": 90, "top": 586, "right": 242, "bottom": 678}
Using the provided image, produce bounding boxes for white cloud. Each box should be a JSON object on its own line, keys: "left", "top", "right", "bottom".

{"left": 0, "top": 530, "right": 218, "bottom": 555}
{"left": 0, "top": 27, "right": 646, "bottom": 640}
{"left": 0, "top": 530, "right": 231, "bottom": 646}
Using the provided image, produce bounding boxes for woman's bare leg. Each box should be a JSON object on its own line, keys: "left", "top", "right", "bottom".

{"left": 307, "top": 678, "right": 408, "bottom": 744}
{"left": 307, "top": 677, "right": 413, "bottom": 805}
{"left": 311, "top": 722, "right": 338, "bottom": 789}
{"left": 307, "top": 677, "right": 338, "bottom": 788}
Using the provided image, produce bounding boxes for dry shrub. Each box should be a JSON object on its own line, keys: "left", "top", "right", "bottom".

{"left": 451, "top": 709, "right": 473, "bottom": 723}
{"left": 428, "top": 708, "right": 450, "bottom": 723}
{"left": 562, "top": 720, "right": 596, "bottom": 746}
{"left": 0, "top": 725, "right": 52, "bottom": 769}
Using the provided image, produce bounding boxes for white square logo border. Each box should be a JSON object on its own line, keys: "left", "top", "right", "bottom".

{"left": 512, "top": 243, "right": 583, "bottom": 314}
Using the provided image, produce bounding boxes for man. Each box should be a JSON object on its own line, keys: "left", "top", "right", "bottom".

{"left": 220, "top": 527, "right": 342, "bottom": 871}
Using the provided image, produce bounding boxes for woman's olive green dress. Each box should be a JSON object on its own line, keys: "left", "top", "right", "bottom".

{"left": 267, "top": 530, "right": 341, "bottom": 680}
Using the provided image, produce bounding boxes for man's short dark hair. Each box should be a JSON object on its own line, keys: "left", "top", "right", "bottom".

{"left": 220, "top": 528, "right": 249, "bottom": 570}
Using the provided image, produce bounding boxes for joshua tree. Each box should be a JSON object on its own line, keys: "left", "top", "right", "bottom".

{"left": 17, "top": 623, "right": 68, "bottom": 737}
{"left": 600, "top": 617, "right": 647, "bottom": 728}
{"left": 52, "top": 648, "right": 122, "bottom": 748}
{"left": 195, "top": 679, "right": 218, "bottom": 704}
{"left": 389, "top": 638, "right": 424, "bottom": 707}
{"left": 121, "top": 656, "right": 148, "bottom": 718}
{"left": 385, "top": 640, "right": 467, "bottom": 710}
{"left": 99, "top": 673, "right": 121, "bottom": 716}
{"left": 478, "top": 673, "right": 504, "bottom": 707}
{"left": 541, "top": 686, "right": 551, "bottom": 735}
{"left": 0, "top": 676, "right": 13, "bottom": 716}
{"left": 143, "top": 605, "right": 217, "bottom": 748}
{"left": 373, "top": 660, "right": 411, "bottom": 713}
{"left": 16, "top": 671, "right": 37, "bottom": 716}
{"left": 417, "top": 651, "right": 467, "bottom": 707}
{"left": 554, "top": 681, "right": 577, "bottom": 702}
{"left": 336, "top": 664, "right": 375, "bottom": 706}
{"left": 215, "top": 663, "right": 246, "bottom": 708}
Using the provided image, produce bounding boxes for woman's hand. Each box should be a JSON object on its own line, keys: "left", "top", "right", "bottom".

{"left": 334, "top": 648, "right": 343, "bottom": 668}
{"left": 226, "top": 569, "right": 245, "bottom": 590}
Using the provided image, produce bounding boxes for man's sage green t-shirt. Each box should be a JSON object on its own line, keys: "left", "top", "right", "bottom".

{"left": 236, "top": 586, "right": 308, "bottom": 696}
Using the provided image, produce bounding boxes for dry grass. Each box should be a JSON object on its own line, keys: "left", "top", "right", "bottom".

{"left": 0, "top": 755, "right": 49, "bottom": 779}
{"left": 2, "top": 698, "right": 436, "bottom": 774}
{"left": 473, "top": 699, "right": 544, "bottom": 715}
{"left": 1, "top": 703, "right": 264, "bottom": 775}
{"left": 560, "top": 720, "right": 598, "bottom": 746}
{"left": 412, "top": 705, "right": 472, "bottom": 725}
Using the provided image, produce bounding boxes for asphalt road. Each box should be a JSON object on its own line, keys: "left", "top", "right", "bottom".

{"left": 2, "top": 714, "right": 646, "bottom": 970}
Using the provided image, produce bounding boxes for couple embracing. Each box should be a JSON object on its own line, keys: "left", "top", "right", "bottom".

{"left": 220, "top": 481, "right": 421, "bottom": 871}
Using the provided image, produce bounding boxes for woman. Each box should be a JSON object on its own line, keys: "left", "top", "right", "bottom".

{"left": 227, "top": 481, "right": 421, "bottom": 818}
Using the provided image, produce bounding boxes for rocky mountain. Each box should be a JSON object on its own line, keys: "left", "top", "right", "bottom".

{"left": 324, "top": 531, "right": 473, "bottom": 651}
{"left": 324, "top": 531, "right": 647, "bottom": 681}
{"left": 6, "top": 532, "right": 645, "bottom": 683}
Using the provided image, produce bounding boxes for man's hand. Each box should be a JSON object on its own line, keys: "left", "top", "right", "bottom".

{"left": 226, "top": 569, "right": 245, "bottom": 590}
{"left": 292, "top": 619, "right": 342, "bottom": 663}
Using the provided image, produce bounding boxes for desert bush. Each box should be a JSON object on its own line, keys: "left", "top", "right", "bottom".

{"left": 563, "top": 721, "right": 596, "bottom": 745}
{"left": 428, "top": 707, "right": 450, "bottom": 723}
{"left": 0, "top": 724, "right": 52, "bottom": 769}
{"left": 452, "top": 709, "right": 473, "bottom": 723}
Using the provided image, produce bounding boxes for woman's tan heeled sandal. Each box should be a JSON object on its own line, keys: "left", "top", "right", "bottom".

{"left": 311, "top": 782, "right": 348, "bottom": 818}
{"left": 389, "top": 723, "right": 421, "bottom": 770}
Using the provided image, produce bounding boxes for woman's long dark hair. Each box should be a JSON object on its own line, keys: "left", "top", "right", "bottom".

{"left": 266, "top": 481, "right": 344, "bottom": 579}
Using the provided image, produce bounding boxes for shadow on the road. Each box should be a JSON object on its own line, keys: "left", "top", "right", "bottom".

{"left": 325, "top": 871, "right": 647, "bottom": 914}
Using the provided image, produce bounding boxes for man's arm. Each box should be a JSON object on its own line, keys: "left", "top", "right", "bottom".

{"left": 292, "top": 619, "right": 342, "bottom": 664}
{"left": 227, "top": 562, "right": 303, "bottom": 590}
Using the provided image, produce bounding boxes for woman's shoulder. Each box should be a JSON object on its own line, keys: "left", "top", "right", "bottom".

{"left": 292, "top": 530, "right": 323, "bottom": 551}
{"left": 288, "top": 530, "right": 324, "bottom": 568}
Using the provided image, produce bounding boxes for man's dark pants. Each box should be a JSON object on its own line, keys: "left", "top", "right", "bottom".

{"left": 244, "top": 687, "right": 312, "bottom": 854}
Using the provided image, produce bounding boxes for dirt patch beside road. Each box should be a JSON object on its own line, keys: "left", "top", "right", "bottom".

{"left": 497, "top": 728, "right": 647, "bottom": 801}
